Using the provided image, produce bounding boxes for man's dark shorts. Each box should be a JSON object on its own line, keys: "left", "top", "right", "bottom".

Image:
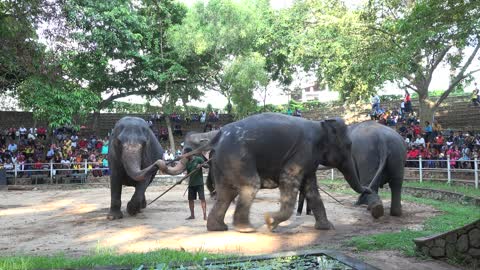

{"left": 188, "top": 185, "right": 205, "bottom": 200}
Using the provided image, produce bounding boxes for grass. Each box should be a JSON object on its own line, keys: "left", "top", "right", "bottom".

{"left": 346, "top": 194, "right": 480, "bottom": 256}
{"left": 402, "top": 180, "right": 480, "bottom": 198}
{"left": 0, "top": 248, "right": 222, "bottom": 270}
{"left": 319, "top": 179, "right": 480, "bottom": 256}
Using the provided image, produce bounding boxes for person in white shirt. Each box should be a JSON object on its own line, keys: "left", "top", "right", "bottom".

{"left": 414, "top": 134, "right": 426, "bottom": 148}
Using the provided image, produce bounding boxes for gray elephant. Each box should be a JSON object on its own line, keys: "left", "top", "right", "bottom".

{"left": 164, "top": 113, "right": 370, "bottom": 232}
{"left": 349, "top": 121, "right": 407, "bottom": 218}
{"left": 107, "top": 116, "right": 165, "bottom": 220}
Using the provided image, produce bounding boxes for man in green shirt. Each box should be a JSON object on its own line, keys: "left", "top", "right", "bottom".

{"left": 184, "top": 148, "right": 207, "bottom": 220}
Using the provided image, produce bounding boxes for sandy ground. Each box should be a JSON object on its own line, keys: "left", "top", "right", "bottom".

{"left": 0, "top": 185, "right": 460, "bottom": 269}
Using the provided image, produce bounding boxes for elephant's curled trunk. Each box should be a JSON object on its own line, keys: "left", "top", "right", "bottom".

{"left": 122, "top": 144, "right": 159, "bottom": 181}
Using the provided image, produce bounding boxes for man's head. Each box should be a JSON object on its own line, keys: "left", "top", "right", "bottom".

{"left": 183, "top": 147, "right": 193, "bottom": 160}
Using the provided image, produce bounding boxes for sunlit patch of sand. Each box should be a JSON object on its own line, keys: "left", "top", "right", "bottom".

{"left": 0, "top": 199, "right": 74, "bottom": 216}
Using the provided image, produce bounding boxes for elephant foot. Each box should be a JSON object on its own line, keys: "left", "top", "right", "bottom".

{"left": 315, "top": 220, "right": 334, "bottom": 230}
{"left": 390, "top": 207, "right": 402, "bottom": 217}
{"left": 127, "top": 201, "right": 140, "bottom": 216}
{"left": 369, "top": 202, "right": 384, "bottom": 219}
{"left": 264, "top": 213, "right": 277, "bottom": 232}
{"left": 207, "top": 219, "right": 228, "bottom": 231}
{"left": 141, "top": 198, "right": 147, "bottom": 209}
{"left": 234, "top": 223, "right": 256, "bottom": 233}
{"left": 107, "top": 210, "right": 123, "bottom": 220}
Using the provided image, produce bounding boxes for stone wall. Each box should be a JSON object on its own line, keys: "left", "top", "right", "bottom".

{"left": 414, "top": 219, "right": 480, "bottom": 263}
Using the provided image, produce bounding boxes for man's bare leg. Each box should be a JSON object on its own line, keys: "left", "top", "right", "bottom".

{"left": 201, "top": 199, "right": 207, "bottom": 220}
{"left": 186, "top": 200, "right": 195, "bottom": 219}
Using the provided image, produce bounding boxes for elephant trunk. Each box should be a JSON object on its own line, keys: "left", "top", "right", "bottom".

{"left": 122, "top": 144, "right": 158, "bottom": 182}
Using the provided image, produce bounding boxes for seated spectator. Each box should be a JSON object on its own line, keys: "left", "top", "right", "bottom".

{"left": 37, "top": 126, "right": 47, "bottom": 140}
{"left": 294, "top": 108, "right": 302, "bottom": 117}
{"left": 413, "top": 134, "right": 425, "bottom": 148}
{"left": 447, "top": 146, "right": 461, "bottom": 168}
{"left": 433, "top": 134, "right": 444, "bottom": 151}
{"left": 159, "top": 127, "right": 168, "bottom": 141}
{"left": 19, "top": 126, "right": 27, "bottom": 139}
{"left": 7, "top": 141, "right": 17, "bottom": 153}
{"left": 173, "top": 124, "right": 182, "bottom": 136}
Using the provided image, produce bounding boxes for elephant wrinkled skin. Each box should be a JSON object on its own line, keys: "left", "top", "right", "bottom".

{"left": 107, "top": 117, "right": 164, "bottom": 220}
{"left": 349, "top": 121, "right": 407, "bottom": 218}
{"left": 178, "top": 113, "right": 370, "bottom": 233}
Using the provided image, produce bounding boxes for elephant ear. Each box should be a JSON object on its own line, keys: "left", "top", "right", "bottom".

{"left": 322, "top": 118, "right": 349, "bottom": 145}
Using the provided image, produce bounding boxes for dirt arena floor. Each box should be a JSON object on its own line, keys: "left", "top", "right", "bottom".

{"left": 0, "top": 185, "right": 461, "bottom": 269}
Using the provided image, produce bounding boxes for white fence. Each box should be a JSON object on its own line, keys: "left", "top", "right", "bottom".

{"left": 328, "top": 157, "right": 479, "bottom": 189}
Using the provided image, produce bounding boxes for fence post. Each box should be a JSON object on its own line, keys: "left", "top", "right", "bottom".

{"left": 84, "top": 160, "right": 88, "bottom": 175}
{"left": 419, "top": 156, "right": 423, "bottom": 183}
{"left": 475, "top": 157, "right": 478, "bottom": 190}
{"left": 50, "top": 160, "right": 53, "bottom": 182}
{"left": 14, "top": 163, "right": 17, "bottom": 185}
{"left": 447, "top": 155, "right": 451, "bottom": 185}
{"left": 331, "top": 169, "right": 334, "bottom": 181}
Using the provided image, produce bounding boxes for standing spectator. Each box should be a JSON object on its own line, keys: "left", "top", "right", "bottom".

{"left": 200, "top": 111, "right": 206, "bottom": 123}
{"left": 400, "top": 100, "right": 406, "bottom": 116}
{"left": 424, "top": 121, "right": 433, "bottom": 145}
{"left": 471, "top": 82, "right": 480, "bottom": 106}
{"left": 404, "top": 90, "right": 412, "bottom": 113}
{"left": 371, "top": 94, "right": 380, "bottom": 113}
{"left": 432, "top": 120, "right": 442, "bottom": 138}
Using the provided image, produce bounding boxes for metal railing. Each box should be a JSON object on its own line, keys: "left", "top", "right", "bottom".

{"left": 327, "top": 156, "right": 479, "bottom": 189}
{"left": 3, "top": 161, "right": 108, "bottom": 184}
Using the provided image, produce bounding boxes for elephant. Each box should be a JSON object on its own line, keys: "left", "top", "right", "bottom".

{"left": 107, "top": 116, "right": 165, "bottom": 220}
{"left": 163, "top": 113, "right": 370, "bottom": 232}
{"left": 348, "top": 121, "right": 407, "bottom": 218}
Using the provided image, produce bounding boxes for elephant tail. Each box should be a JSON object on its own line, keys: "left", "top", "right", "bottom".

{"left": 367, "top": 143, "right": 388, "bottom": 190}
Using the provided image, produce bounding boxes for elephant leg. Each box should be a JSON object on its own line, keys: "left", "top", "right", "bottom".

{"left": 264, "top": 172, "right": 299, "bottom": 231}
{"left": 233, "top": 181, "right": 260, "bottom": 233}
{"left": 127, "top": 181, "right": 148, "bottom": 216}
{"left": 304, "top": 176, "right": 334, "bottom": 230}
{"left": 107, "top": 170, "right": 123, "bottom": 220}
{"left": 389, "top": 179, "right": 403, "bottom": 216}
{"left": 207, "top": 184, "right": 237, "bottom": 231}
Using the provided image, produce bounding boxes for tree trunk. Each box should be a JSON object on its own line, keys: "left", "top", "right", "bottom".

{"left": 92, "top": 110, "right": 100, "bottom": 135}
{"left": 165, "top": 116, "right": 175, "bottom": 154}
{"left": 417, "top": 95, "right": 436, "bottom": 124}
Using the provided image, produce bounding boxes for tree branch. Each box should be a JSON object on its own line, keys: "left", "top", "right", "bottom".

{"left": 435, "top": 41, "right": 480, "bottom": 107}
{"left": 426, "top": 45, "right": 451, "bottom": 86}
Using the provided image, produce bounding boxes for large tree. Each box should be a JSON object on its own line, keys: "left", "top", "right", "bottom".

{"left": 361, "top": 0, "right": 480, "bottom": 122}
{"left": 168, "top": 0, "right": 272, "bottom": 115}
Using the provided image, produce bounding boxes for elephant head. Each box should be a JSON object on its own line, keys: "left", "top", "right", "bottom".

{"left": 318, "top": 118, "right": 367, "bottom": 194}
{"left": 110, "top": 118, "right": 163, "bottom": 181}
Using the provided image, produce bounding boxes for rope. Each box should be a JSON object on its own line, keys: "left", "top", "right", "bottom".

{"left": 318, "top": 186, "right": 344, "bottom": 205}
{"left": 148, "top": 158, "right": 210, "bottom": 205}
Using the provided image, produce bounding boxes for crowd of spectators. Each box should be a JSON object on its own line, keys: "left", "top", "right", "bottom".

{"left": 0, "top": 126, "right": 109, "bottom": 178}
{"left": 370, "top": 90, "right": 480, "bottom": 169}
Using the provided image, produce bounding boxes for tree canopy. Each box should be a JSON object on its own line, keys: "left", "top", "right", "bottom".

{"left": 1, "top": 0, "right": 479, "bottom": 126}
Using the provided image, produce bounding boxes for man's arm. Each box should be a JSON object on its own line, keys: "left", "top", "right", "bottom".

{"left": 156, "top": 158, "right": 187, "bottom": 175}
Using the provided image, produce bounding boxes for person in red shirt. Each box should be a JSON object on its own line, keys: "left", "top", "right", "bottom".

{"left": 404, "top": 90, "right": 412, "bottom": 113}
{"left": 78, "top": 138, "right": 88, "bottom": 149}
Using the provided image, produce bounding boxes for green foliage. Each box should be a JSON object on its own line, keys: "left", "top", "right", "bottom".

{"left": 0, "top": 0, "right": 48, "bottom": 91}
{"left": 0, "top": 248, "right": 220, "bottom": 270}
{"left": 17, "top": 76, "right": 99, "bottom": 129}
{"left": 168, "top": 0, "right": 271, "bottom": 117}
